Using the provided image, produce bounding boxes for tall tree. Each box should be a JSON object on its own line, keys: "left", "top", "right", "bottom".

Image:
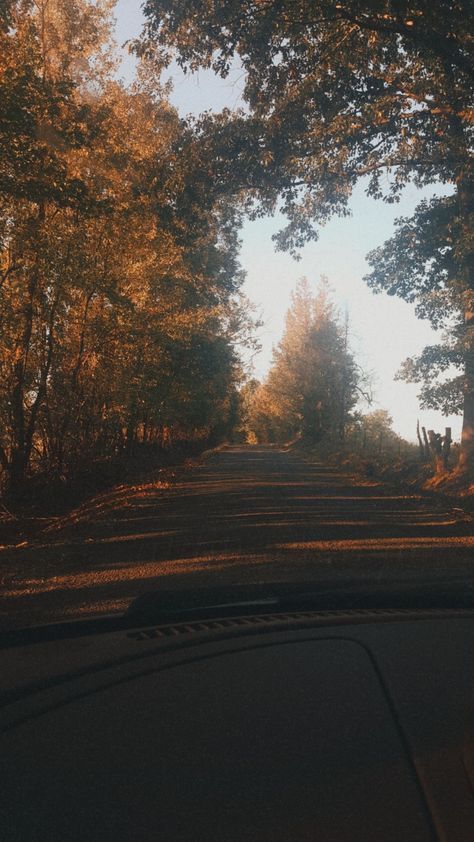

{"left": 140, "top": 0, "right": 474, "bottom": 467}
{"left": 263, "top": 278, "right": 358, "bottom": 442}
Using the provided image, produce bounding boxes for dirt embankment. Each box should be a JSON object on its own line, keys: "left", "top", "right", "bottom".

{"left": 0, "top": 446, "right": 217, "bottom": 550}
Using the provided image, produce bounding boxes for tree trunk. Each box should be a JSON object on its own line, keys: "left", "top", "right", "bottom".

{"left": 439, "top": 69, "right": 473, "bottom": 471}
{"left": 452, "top": 117, "right": 474, "bottom": 471}
{"left": 126, "top": 412, "right": 137, "bottom": 456}
{"left": 459, "top": 357, "right": 474, "bottom": 471}
{"left": 7, "top": 202, "right": 45, "bottom": 493}
{"left": 458, "top": 184, "right": 474, "bottom": 471}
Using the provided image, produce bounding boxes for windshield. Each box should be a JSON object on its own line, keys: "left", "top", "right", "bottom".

{"left": 1, "top": 0, "right": 473, "bottom": 631}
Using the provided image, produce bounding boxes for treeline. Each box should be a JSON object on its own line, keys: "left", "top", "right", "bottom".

{"left": 0, "top": 1, "right": 253, "bottom": 496}
{"left": 239, "top": 278, "right": 416, "bottom": 465}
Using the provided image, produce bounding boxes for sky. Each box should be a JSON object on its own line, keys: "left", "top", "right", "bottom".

{"left": 114, "top": 1, "right": 462, "bottom": 443}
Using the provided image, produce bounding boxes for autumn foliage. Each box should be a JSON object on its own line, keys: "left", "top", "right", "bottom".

{"left": 0, "top": 1, "right": 254, "bottom": 497}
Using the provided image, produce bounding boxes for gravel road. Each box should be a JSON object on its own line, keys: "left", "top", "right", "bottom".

{"left": 1, "top": 445, "right": 473, "bottom": 629}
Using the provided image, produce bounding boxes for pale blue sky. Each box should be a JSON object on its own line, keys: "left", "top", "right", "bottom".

{"left": 114, "top": 0, "right": 461, "bottom": 443}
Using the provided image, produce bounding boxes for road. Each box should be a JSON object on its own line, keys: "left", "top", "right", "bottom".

{"left": 1, "top": 445, "right": 473, "bottom": 629}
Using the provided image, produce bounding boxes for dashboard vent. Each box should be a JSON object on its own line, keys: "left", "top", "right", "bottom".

{"left": 126, "top": 607, "right": 471, "bottom": 642}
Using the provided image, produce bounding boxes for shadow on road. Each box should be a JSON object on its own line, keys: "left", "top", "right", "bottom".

{"left": 1, "top": 445, "right": 473, "bottom": 628}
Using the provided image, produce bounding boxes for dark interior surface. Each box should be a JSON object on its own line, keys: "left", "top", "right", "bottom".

{"left": 1, "top": 613, "right": 474, "bottom": 841}
{"left": 2, "top": 638, "right": 433, "bottom": 841}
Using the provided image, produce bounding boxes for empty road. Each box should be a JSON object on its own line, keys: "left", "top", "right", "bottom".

{"left": 1, "top": 445, "right": 473, "bottom": 629}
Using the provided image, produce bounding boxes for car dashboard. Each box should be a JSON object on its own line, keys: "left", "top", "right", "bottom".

{"left": 1, "top": 606, "right": 474, "bottom": 841}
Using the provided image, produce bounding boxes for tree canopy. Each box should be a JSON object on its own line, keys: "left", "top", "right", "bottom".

{"left": 140, "top": 0, "right": 474, "bottom": 467}
{"left": 365, "top": 194, "right": 468, "bottom": 417}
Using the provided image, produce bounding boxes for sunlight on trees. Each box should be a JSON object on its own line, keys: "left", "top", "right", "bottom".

{"left": 244, "top": 278, "right": 360, "bottom": 444}
{"left": 0, "top": 0, "right": 256, "bottom": 497}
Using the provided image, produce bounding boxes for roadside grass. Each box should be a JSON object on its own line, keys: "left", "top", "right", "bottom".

{"left": 292, "top": 436, "right": 474, "bottom": 514}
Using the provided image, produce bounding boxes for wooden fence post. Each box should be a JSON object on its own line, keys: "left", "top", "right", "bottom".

{"left": 442, "top": 427, "right": 452, "bottom": 470}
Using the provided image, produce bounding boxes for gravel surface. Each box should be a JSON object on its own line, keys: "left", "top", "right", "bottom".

{"left": 1, "top": 445, "right": 473, "bottom": 629}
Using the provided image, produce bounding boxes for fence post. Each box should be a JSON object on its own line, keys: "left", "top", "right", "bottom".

{"left": 442, "top": 427, "right": 452, "bottom": 470}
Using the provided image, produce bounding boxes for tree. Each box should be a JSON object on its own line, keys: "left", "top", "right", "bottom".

{"left": 356, "top": 409, "right": 401, "bottom": 455}
{"left": 244, "top": 382, "right": 283, "bottom": 443}
{"left": 140, "top": 0, "right": 474, "bottom": 467}
{"left": 364, "top": 194, "right": 472, "bottom": 466}
{"left": 261, "top": 278, "right": 359, "bottom": 443}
